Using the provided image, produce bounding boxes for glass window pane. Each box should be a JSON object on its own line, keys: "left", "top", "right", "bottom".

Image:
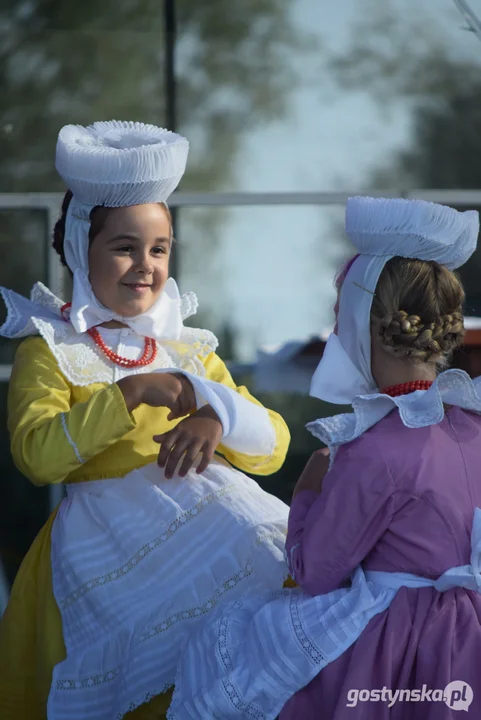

{"left": 0, "top": 211, "right": 51, "bottom": 588}
{"left": 178, "top": 204, "right": 351, "bottom": 361}
{"left": 0, "top": 209, "right": 49, "bottom": 363}
{"left": 178, "top": 204, "right": 352, "bottom": 501}
{"left": 0, "top": 21, "right": 165, "bottom": 194}
{"left": 0, "top": 382, "right": 49, "bottom": 588}
{"left": 178, "top": 0, "right": 481, "bottom": 193}
{"left": 230, "top": 372, "right": 324, "bottom": 504}
{"left": 448, "top": 203, "right": 481, "bottom": 316}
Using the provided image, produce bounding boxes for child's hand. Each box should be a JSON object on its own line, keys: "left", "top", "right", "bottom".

{"left": 118, "top": 372, "right": 196, "bottom": 417}
{"left": 153, "top": 405, "right": 223, "bottom": 479}
{"left": 292, "top": 447, "right": 330, "bottom": 498}
{"left": 146, "top": 374, "right": 196, "bottom": 420}
{"left": 144, "top": 373, "right": 197, "bottom": 418}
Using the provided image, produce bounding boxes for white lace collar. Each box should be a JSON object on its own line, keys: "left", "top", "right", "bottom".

{"left": 0, "top": 282, "right": 218, "bottom": 386}
{"left": 307, "top": 369, "right": 481, "bottom": 458}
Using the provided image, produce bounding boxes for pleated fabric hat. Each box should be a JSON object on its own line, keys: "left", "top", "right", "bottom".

{"left": 345, "top": 196, "right": 479, "bottom": 270}
{"left": 55, "top": 121, "right": 189, "bottom": 207}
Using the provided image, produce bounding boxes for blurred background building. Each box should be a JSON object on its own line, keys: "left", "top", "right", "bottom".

{"left": 2, "top": 0, "right": 481, "bottom": 610}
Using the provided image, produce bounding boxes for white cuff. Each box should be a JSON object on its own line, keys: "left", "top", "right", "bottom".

{"left": 192, "top": 384, "right": 208, "bottom": 410}
{"left": 180, "top": 372, "right": 276, "bottom": 457}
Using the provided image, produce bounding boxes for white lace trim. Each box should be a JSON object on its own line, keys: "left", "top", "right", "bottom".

{"left": 179, "top": 291, "right": 198, "bottom": 321}
{"left": 0, "top": 284, "right": 60, "bottom": 337}
{"left": 116, "top": 683, "right": 173, "bottom": 720}
{"left": 60, "top": 413, "right": 84, "bottom": 463}
{"left": 53, "top": 563, "right": 290, "bottom": 720}
{"left": 307, "top": 369, "right": 481, "bottom": 455}
{"left": 31, "top": 282, "right": 65, "bottom": 313}
{"left": 34, "top": 318, "right": 217, "bottom": 386}
{"left": 58, "top": 483, "right": 240, "bottom": 611}
{"left": 287, "top": 543, "right": 300, "bottom": 582}
{"left": 167, "top": 567, "right": 396, "bottom": 720}
{"left": 0, "top": 282, "right": 218, "bottom": 385}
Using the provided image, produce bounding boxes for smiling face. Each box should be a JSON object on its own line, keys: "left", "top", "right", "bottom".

{"left": 88, "top": 203, "right": 171, "bottom": 319}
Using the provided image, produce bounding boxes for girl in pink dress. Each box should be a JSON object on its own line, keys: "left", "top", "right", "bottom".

{"left": 169, "top": 196, "right": 481, "bottom": 719}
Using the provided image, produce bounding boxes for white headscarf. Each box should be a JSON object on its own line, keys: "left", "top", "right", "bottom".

{"left": 310, "top": 197, "right": 480, "bottom": 405}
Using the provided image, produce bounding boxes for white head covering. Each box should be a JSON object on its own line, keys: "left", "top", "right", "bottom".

{"left": 55, "top": 121, "right": 190, "bottom": 340}
{"left": 310, "top": 197, "right": 480, "bottom": 405}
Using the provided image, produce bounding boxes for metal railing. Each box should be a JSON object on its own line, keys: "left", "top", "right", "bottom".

{"left": 1, "top": 187, "right": 481, "bottom": 515}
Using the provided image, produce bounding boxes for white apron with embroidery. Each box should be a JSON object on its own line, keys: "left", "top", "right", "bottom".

{"left": 50, "top": 459, "right": 288, "bottom": 720}
{"left": 0, "top": 283, "right": 289, "bottom": 720}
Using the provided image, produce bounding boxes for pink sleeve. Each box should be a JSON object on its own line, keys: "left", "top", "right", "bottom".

{"left": 286, "top": 435, "right": 395, "bottom": 596}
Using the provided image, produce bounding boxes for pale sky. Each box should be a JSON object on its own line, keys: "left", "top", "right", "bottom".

{"left": 180, "top": 0, "right": 481, "bottom": 361}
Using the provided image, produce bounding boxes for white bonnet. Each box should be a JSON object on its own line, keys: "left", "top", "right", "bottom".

{"left": 55, "top": 120, "right": 189, "bottom": 207}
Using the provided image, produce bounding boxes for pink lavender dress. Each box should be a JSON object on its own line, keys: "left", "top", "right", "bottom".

{"left": 168, "top": 370, "right": 481, "bottom": 720}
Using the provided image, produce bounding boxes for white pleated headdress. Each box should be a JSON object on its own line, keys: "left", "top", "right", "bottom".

{"left": 56, "top": 121, "right": 190, "bottom": 339}
{"left": 310, "top": 197, "right": 480, "bottom": 405}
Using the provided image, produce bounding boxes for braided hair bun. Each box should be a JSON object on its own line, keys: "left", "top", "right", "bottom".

{"left": 371, "top": 258, "right": 465, "bottom": 367}
{"left": 379, "top": 310, "right": 464, "bottom": 364}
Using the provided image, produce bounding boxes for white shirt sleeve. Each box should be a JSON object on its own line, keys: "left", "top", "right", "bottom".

{"left": 156, "top": 369, "right": 276, "bottom": 457}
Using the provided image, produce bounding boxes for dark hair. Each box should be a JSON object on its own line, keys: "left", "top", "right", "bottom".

{"left": 52, "top": 190, "right": 74, "bottom": 268}
{"left": 371, "top": 257, "right": 465, "bottom": 367}
{"left": 52, "top": 190, "right": 173, "bottom": 272}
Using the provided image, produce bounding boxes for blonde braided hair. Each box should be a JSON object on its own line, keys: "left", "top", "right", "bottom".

{"left": 371, "top": 258, "right": 465, "bottom": 367}
{"left": 379, "top": 310, "right": 464, "bottom": 364}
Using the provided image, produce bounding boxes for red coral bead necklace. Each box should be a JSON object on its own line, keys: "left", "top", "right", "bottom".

{"left": 61, "top": 302, "right": 157, "bottom": 368}
{"left": 382, "top": 380, "right": 433, "bottom": 398}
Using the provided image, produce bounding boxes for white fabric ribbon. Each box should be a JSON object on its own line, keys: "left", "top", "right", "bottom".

{"left": 310, "top": 254, "right": 384, "bottom": 405}
{"left": 64, "top": 197, "right": 92, "bottom": 276}
{"left": 366, "top": 507, "right": 481, "bottom": 593}
{"left": 69, "top": 270, "right": 184, "bottom": 341}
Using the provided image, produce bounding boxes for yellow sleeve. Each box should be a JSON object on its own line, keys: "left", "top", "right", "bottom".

{"left": 202, "top": 352, "right": 290, "bottom": 476}
{"left": 7, "top": 337, "right": 136, "bottom": 486}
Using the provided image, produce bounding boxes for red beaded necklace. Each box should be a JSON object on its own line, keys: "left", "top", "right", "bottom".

{"left": 382, "top": 380, "right": 433, "bottom": 398}
{"left": 60, "top": 302, "right": 158, "bottom": 369}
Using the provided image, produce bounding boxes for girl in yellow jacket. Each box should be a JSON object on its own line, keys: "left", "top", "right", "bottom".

{"left": 0, "top": 122, "right": 291, "bottom": 720}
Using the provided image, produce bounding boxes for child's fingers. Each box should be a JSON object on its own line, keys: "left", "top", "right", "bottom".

{"left": 167, "top": 400, "right": 186, "bottom": 421}
{"left": 164, "top": 436, "right": 192, "bottom": 479}
{"left": 157, "top": 431, "right": 179, "bottom": 468}
{"left": 177, "top": 375, "right": 197, "bottom": 411}
{"left": 178, "top": 441, "right": 203, "bottom": 478}
{"left": 196, "top": 445, "right": 213, "bottom": 475}
{"left": 153, "top": 433, "right": 166, "bottom": 444}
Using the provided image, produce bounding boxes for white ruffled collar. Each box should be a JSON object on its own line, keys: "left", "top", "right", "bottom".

{"left": 307, "top": 369, "right": 481, "bottom": 457}
{"left": 0, "top": 282, "right": 218, "bottom": 386}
